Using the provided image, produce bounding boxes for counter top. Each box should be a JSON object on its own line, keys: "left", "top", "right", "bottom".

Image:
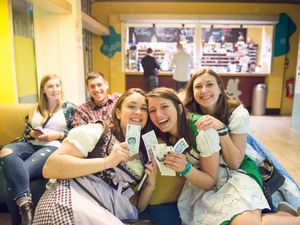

{"left": 125, "top": 71, "right": 267, "bottom": 77}
{"left": 125, "top": 71, "right": 172, "bottom": 76}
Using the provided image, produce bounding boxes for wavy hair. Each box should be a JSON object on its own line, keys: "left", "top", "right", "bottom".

{"left": 147, "top": 87, "right": 194, "bottom": 152}
{"left": 37, "top": 74, "right": 63, "bottom": 122}
{"left": 110, "top": 88, "right": 148, "bottom": 141}
{"left": 183, "top": 68, "right": 240, "bottom": 124}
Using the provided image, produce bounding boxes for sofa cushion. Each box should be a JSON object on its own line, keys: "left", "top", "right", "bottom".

{"left": 0, "top": 104, "right": 34, "bottom": 147}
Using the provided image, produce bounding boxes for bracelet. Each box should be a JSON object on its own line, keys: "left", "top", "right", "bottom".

{"left": 217, "top": 124, "right": 229, "bottom": 136}
{"left": 179, "top": 162, "right": 192, "bottom": 176}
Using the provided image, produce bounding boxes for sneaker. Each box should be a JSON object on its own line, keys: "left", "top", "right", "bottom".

{"left": 277, "top": 201, "right": 298, "bottom": 216}
{"left": 19, "top": 202, "right": 34, "bottom": 225}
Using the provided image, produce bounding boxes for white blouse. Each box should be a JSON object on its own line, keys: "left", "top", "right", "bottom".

{"left": 64, "top": 123, "right": 103, "bottom": 157}
{"left": 186, "top": 128, "right": 221, "bottom": 168}
{"left": 228, "top": 104, "right": 250, "bottom": 134}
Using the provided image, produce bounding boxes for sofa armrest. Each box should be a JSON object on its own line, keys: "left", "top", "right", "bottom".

{"left": 0, "top": 104, "right": 34, "bottom": 147}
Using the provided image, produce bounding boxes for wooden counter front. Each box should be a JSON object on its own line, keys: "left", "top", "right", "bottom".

{"left": 126, "top": 72, "right": 173, "bottom": 91}
{"left": 125, "top": 72, "right": 266, "bottom": 109}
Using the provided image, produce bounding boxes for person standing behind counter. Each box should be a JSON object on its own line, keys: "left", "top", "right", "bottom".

{"left": 141, "top": 48, "right": 160, "bottom": 92}
{"left": 171, "top": 43, "right": 193, "bottom": 91}
{"left": 72, "top": 72, "right": 121, "bottom": 127}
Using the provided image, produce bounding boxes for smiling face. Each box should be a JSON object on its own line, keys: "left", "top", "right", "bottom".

{"left": 148, "top": 96, "right": 179, "bottom": 137}
{"left": 43, "top": 78, "right": 62, "bottom": 102}
{"left": 87, "top": 76, "right": 109, "bottom": 105}
{"left": 192, "top": 73, "right": 221, "bottom": 114}
{"left": 116, "top": 92, "right": 148, "bottom": 137}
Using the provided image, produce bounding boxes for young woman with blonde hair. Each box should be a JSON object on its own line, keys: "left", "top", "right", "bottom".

{"left": 0, "top": 74, "right": 76, "bottom": 225}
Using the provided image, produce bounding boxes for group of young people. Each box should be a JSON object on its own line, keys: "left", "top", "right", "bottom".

{"left": 1, "top": 69, "right": 300, "bottom": 225}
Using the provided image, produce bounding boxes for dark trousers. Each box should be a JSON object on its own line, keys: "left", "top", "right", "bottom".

{"left": 173, "top": 80, "right": 188, "bottom": 92}
{"left": 144, "top": 76, "right": 159, "bottom": 92}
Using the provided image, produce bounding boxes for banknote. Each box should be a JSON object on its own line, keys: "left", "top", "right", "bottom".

{"left": 126, "top": 124, "right": 141, "bottom": 156}
{"left": 142, "top": 130, "right": 158, "bottom": 161}
{"left": 152, "top": 143, "right": 175, "bottom": 176}
{"left": 173, "top": 138, "right": 189, "bottom": 153}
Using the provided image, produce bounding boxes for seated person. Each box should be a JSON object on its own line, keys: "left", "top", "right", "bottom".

{"left": 181, "top": 69, "right": 300, "bottom": 224}
{"left": 0, "top": 74, "right": 76, "bottom": 225}
{"left": 33, "top": 88, "right": 157, "bottom": 224}
{"left": 72, "top": 71, "right": 121, "bottom": 127}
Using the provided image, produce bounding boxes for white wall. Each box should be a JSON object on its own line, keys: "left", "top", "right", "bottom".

{"left": 292, "top": 32, "right": 300, "bottom": 132}
{"left": 33, "top": 0, "right": 85, "bottom": 105}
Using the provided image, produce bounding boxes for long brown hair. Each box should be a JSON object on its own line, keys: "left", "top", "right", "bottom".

{"left": 37, "top": 74, "right": 63, "bottom": 121}
{"left": 147, "top": 87, "right": 194, "bottom": 152}
{"left": 110, "top": 88, "right": 148, "bottom": 141}
{"left": 183, "top": 68, "right": 240, "bottom": 124}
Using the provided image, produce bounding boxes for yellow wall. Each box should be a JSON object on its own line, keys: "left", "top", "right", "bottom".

{"left": 247, "top": 27, "right": 262, "bottom": 64}
{"left": 0, "top": 0, "right": 16, "bottom": 103}
{"left": 14, "top": 36, "right": 38, "bottom": 100}
{"left": 92, "top": 2, "right": 300, "bottom": 114}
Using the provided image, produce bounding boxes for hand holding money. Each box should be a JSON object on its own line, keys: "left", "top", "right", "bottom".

{"left": 138, "top": 160, "right": 158, "bottom": 191}
{"left": 106, "top": 142, "right": 131, "bottom": 168}
{"left": 152, "top": 143, "right": 176, "bottom": 176}
{"left": 163, "top": 151, "right": 187, "bottom": 173}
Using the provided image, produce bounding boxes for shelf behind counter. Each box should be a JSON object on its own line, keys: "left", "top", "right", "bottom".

{"left": 125, "top": 72, "right": 266, "bottom": 109}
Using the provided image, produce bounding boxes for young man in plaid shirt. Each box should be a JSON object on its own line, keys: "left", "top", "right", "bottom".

{"left": 72, "top": 72, "right": 121, "bottom": 127}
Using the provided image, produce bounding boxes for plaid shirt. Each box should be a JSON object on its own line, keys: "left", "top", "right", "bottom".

{"left": 21, "top": 101, "right": 76, "bottom": 142}
{"left": 72, "top": 93, "right": 121, "bottom": 127}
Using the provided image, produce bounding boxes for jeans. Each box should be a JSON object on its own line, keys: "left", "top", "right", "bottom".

{"left": 4, "top": 179, "right": 47, "bottom": 225}
{"left": 144, "top": 76, "right": 159, "bottom": 91}
{"left": 173, "top": 80, "right": 188, "bottom": 92}
{"left": 0, "top": 142, "right": 56, "bottom": 200}
{"left": 139, "top": 203, "right": 181, "bottom": 225}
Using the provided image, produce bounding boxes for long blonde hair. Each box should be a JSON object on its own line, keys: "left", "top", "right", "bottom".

{"left": 37, "top": 74, "right": 63, "bottom": 121}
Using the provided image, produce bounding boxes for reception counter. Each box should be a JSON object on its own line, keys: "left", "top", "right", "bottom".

{"left": 126, "top": 72, "right": 266, "bottom": 109}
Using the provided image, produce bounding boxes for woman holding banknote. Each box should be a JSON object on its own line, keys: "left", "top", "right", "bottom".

{"left": 32, "top": 88, "right": 157, "bottom": 225}
{"left": 0, "top": 74, "right": 76, "bottom": 225}
{"left": 146, "top": 87, "right": 220, "bottom": 224}
{"left": 147, "top": 87, "right": 300, "bottom": 225}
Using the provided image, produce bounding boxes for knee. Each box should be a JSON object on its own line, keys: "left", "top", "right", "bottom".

{"left": 231, "top": 210, "right": 262, "bottom": 225}
{"left": 0, "top": 148, "right": 13, "bottom": 158}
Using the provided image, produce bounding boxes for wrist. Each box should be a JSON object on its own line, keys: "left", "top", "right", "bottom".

{"left": 179, "top": 162, "right": 192, "bottom": 176}
{"left": 217, "top": 124, "right": 229, "bottom": 136}
{"left": 103, "top": 157, "right": 110, "bottom": 170}
{"left": 58, "top": 132, "right": 64, "bottom": 140}
{"left": 145, "top": 182, "right": 156, "bottom": 192}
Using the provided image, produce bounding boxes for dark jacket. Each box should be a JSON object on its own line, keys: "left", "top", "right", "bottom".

{"left": 141, "top": 55, "right": 160, "bottom": 77}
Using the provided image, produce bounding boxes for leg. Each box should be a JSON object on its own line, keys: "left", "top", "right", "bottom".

{"left": 149, "top": 76, "right": 159, "bottom": 91}
{"left": 0, "top": 142, "right": 36, "bottom": 199}
{"left": 144, "top": 76, "right": 151, "bottom": 92}
{"left": 261, "top": 212, "right": 300, "bottom": 225}
{"left": 0, "top": 143, "right": 56, "bottom": 225}
{"left": 179, "top": 81, "right": 187, "bottom": 90}
{"left": 231, "top": 209, "right": 300, "bottom": 225}
{"left": 25, "top": 145, "right": 57, "bottom": 181}
{"left": 230, "top": 210, "right": 262, "bottom": 225}
{"left": 173, "top": 80, "right": 180, "bottom": 91}
{"left": 5, "top": 186, "right": 22, "bottom": 225}
{"left": 153, "top": 76, "right": 159, "bottom": 89}
{"left": 0, "top": 142, "right": 36, "bottom": 225}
